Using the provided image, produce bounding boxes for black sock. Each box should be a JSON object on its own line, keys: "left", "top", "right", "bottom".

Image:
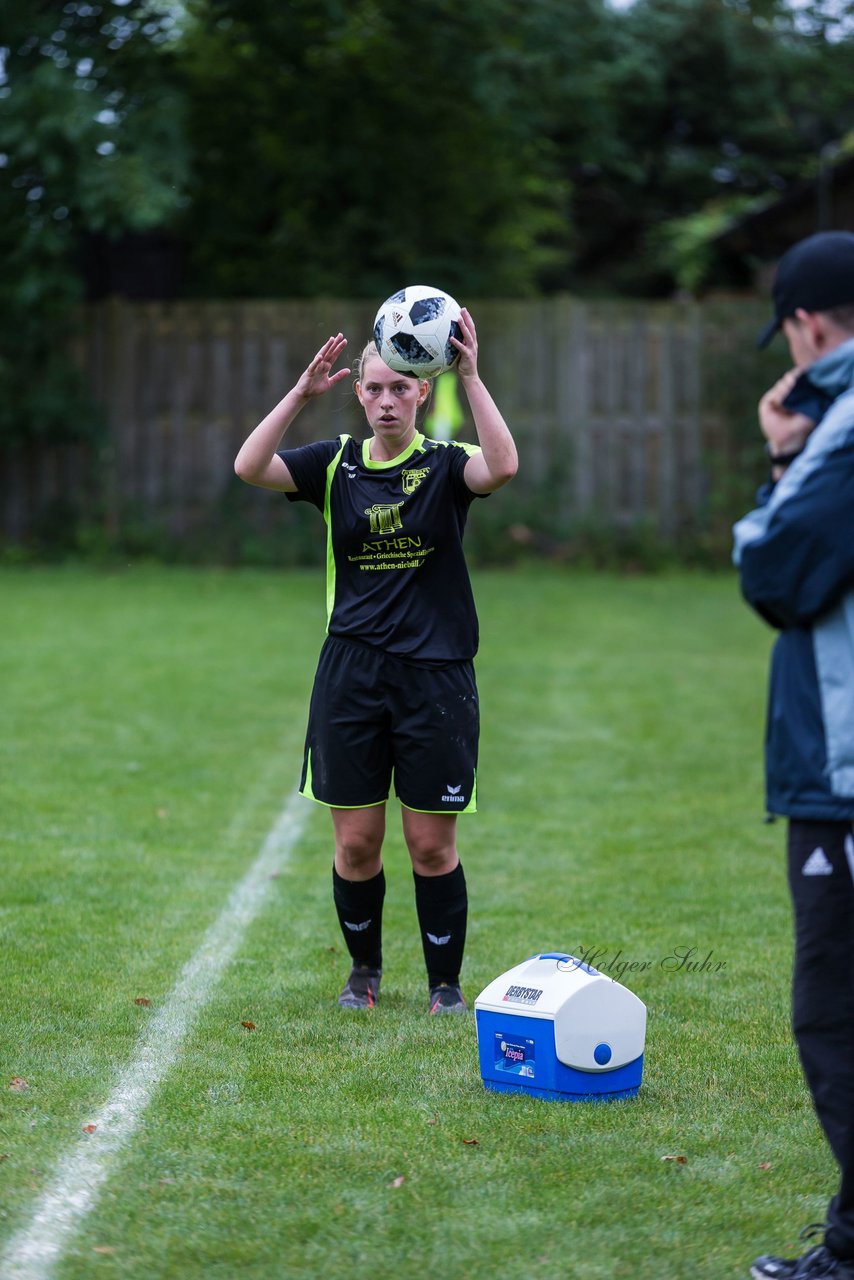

{"left": 332, "top": 865, "right": 384, "bottom": 970}
{"left": 413, "top": 862, "right": 467, "bottom": 988}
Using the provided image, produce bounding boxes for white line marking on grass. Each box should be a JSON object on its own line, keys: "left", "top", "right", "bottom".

{"left": 1, "top": 789, "right": 309, "bottom": 1280}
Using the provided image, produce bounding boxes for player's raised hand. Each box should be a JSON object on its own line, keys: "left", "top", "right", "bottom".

{"left": 295, "top": 334, "right": 350, "bottom": 399}
{"left": 451, "top": 308, "right": 479, "bottom": 381}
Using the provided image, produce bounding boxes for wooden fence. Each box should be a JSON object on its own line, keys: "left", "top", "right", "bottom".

{"left": 0, "top": 294, "right": 776, "bottom": 554}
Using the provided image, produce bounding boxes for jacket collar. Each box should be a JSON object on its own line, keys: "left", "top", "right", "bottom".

{"left": 807, "top": 335, "right": 854, "bottom": 396}
{"left": 783, "top": 335, "right": 854, "bottom": 424}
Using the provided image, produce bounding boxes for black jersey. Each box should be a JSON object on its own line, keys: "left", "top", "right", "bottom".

{"left": 280, "top": 432, "right": 483, "bottom": 661}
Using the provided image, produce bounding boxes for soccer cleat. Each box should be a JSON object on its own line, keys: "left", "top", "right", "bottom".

{"left": 338, "top": 965, "right": 381, "bottom": 1010}
{"left": 428, "top": 982, "right": 468, "bottom": 1015}
{"left": 750, "top": 1244, "right": 854, "bottom": 1279}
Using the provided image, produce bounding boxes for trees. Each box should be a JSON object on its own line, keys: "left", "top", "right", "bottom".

{"left": 0, "top": 0, "right": 188, "bottom": 443}
{"left": 2, "top": 0, "right": 852, "bottom": 446}
{"left": 573, "top": 0, "right": 854, "bottom": 293}
{"left": 176, "top": 0, "right": 616, "bottom": 299}
{"left": 175, "top": 0, "right": 853, "bottom": 300}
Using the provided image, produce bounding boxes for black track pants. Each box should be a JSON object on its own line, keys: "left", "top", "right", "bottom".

{"left": 788, "top": 819, "right": 854, "bottom": 1261}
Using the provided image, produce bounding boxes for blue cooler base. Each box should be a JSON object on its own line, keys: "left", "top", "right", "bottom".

{"left": 476, "top": 1009, "right": 643, "bottom": 1103}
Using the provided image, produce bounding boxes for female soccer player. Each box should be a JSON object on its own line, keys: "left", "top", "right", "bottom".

{"left": 234, "top": 308, "right": 517, "bottom": 1013}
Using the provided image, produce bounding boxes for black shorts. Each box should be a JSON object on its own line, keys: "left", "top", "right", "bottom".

{"left": 300, "top": 635, "right": 479, "bottom": 813}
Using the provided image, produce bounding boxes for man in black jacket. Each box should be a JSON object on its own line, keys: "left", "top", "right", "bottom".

{"left": 734, "top": 230, "right": 854, "bottom": 1280}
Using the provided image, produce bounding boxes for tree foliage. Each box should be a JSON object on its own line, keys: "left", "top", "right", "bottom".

{"left": 570, "top": 0, "right": 854, "bottom": 292}
{"left": 176, "top": 0, "right": 618, "bottom": 298}
{"left": 1, "top": 0, "right": 852, "bottom": 443}
{"left": 0, "top": 0, "right": 188, "bottom": 443}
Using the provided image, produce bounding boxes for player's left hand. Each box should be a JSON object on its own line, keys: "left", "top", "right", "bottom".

{"left": 451, "top": 308, "right": 479, "bottom": 380}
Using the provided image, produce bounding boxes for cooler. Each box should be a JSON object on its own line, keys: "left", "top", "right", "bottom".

{"left": 474, "top": 952, "right": 647, "bottom": 1103}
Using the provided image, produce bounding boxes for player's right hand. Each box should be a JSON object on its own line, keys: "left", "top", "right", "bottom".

{"left": 295, "top": 334, "right": 350, "bottom": 399}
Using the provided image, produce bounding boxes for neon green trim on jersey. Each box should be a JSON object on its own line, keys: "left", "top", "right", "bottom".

{"left": 361, "top": 433, "right": 426, "bottom": 470}
{"left": 322, "top": 435, "right": 350, "bottom": 628}
{"left": 430, "top": 438, "right": 481, "bottom": 458}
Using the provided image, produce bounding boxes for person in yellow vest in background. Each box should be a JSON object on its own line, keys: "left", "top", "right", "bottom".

{"left": 425, "top": 371, "right": 464, "bottom": 442}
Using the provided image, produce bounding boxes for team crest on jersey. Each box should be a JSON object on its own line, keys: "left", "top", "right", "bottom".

{"left": 365, "top": 502, "right": 404, "bottom": 535}
{"left": 401, "top": 466, "right": 430, "bottom": 495}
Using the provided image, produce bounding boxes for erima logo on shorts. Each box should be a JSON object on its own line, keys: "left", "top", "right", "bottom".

{"left": 442, "top": 783, "right": 466, "bottom": 803}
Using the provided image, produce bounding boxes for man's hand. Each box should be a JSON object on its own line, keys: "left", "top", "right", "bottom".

{"left": 759, "top": 368, "right": 817, "bottom": 456}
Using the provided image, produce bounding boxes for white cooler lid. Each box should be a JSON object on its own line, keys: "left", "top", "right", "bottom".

{"left": 475, "top": 953, "right": 647, "bottom": 1072}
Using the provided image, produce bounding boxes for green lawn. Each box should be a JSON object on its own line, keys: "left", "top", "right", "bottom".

{"left": 0, "top": 565, "right": 832, "bottom": 1280}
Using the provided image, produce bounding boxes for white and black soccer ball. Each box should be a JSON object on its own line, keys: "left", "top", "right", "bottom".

{"left": 373, "top": 285, "right": 462, "bottom": 378}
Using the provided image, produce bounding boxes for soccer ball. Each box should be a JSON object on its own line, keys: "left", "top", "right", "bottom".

{"left": 373, "top": 285, "right": 462, "bottom": 378}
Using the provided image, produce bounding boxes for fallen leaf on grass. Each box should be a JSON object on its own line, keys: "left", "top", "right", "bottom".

{"left": 241, "top": 1021, "right": 256, "bottom": 1031}
{"left": 134, "top": 997, "right": 151, "bottom": 1007}
{"left": 426, "top": 1117, "right": 438, "bottom": 1126}
{"left": 0, "top": 1154, "right": 9, "bottom": 1162}
{"left": 9, "top": 1077, "right": 29, "bottom": 1093}
{"left": 758, "top": 1162, "right": 772, "bottom": 1170}
{"left": 391, "top": 1176, "right": 406, "bottom": 1188}
{"left": 660, "top": 1154, "right": 688, "bottom": 1164}
{"left": 462, "top": 1138, "right": 479, "bottom": 1146}
{"left": 92, "top": 1246, "right": 116, "bottom": 1255}
{"left": 82, "top": 1124, "right": 98, "bottom": 1134}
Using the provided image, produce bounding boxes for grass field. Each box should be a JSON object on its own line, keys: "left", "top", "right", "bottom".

{"left": 0, "top": 564, "right": 835, "bottom": 1280}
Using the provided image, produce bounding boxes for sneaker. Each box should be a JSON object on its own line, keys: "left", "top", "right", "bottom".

{"left": 338, "top": 965, "right": 381, "bottom": 1009}
{"left": 428, "top": 982, "right": 468, "bottom": 1014}
{"left": 750, "top": 1223, "right": 824, "bottom": 1279}
{"left": 751, "top": 1244, "right": 854, "bottom": 1279}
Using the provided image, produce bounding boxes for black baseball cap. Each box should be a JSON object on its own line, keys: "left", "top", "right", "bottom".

{"left": 757, "top": 230, "right": 854, "bottom": 348}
